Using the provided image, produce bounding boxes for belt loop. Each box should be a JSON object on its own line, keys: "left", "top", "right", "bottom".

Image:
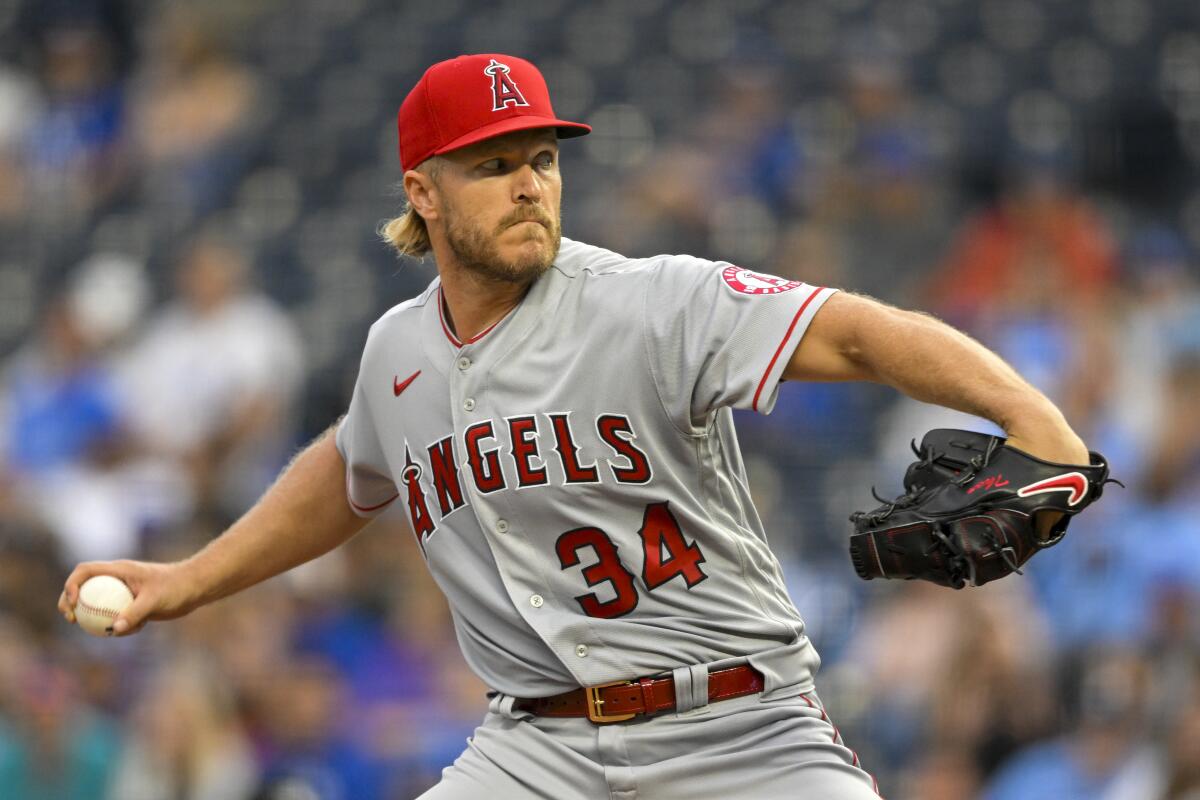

{"left": 671, "top": 666, "right": 696, "bottom": 713}
{"left": 638, "top": 677, "right": 657, "bottom": 712}
{"left": 489, "top": 692, "right": 530, "bottom": 720}
{"left": 688, "top": 663, "right": 709, "bottom": 710}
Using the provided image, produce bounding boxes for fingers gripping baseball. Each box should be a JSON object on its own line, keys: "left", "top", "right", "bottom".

{"left": 113, "top": 586, "right": 156, "bottom": 635}
{"left": 60, "top": 560, "right": 193, "bottom": 636}
{"left": 59, "top": 560, "right": 117, "bottom": 623}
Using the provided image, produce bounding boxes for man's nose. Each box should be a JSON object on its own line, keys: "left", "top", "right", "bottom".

{"left": 512, "top": 164, "right": 543, "bottom": 203}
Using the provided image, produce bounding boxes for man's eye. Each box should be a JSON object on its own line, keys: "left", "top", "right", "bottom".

{"left": 481, "top": 159, "right": 503, "bottom": 171}
{"left": 537, "top": 154, "right": 555, "bottom": 169}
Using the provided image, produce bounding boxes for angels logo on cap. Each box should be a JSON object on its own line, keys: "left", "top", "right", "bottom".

{"left": 396, "top": 54, "right": 591, "bottom": 171}
{"left": 721, "top": 266, "right": 803, "bottom": 295}
{"left": 484, "top": 59, "right": 530, "bottom": 111}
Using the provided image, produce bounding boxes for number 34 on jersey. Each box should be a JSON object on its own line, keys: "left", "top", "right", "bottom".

{"left": 397, "top": 410, "right": 709, "bottom": 620}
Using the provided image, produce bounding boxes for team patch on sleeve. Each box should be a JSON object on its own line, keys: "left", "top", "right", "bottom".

{"left": 721, "top": 266, "right": 802, "bottom": 296}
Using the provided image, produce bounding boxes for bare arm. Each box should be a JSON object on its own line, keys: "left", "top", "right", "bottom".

{"left": 59, "top": 424, "right": 370, "bottom": 634}
{"left": 785, "top": 292, "right": 1089, "bottom": 465}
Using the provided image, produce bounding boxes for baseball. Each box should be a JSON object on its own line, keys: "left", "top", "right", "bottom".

{"left": 74, "top": 575, "right": 134, "bottom": 637}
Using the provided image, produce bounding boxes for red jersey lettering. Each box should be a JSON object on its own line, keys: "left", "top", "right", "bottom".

{"left": 428, "top": 435, "right": 466, "bottom": 515}
{"left": 597, "top": 414, "right": 652, "bottom": 484}
{"left": 464, "top": 421, "right": 506, "bottom": 494}
{"left": 548, "top": 413, "right": 599, "bottom": 484}
{"left": 508, "top": 416, "right": 549, "bottom": 487}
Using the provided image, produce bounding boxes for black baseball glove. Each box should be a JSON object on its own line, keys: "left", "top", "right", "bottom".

{"left": 848, "top": 429, "right": 1115, "bottom": 589}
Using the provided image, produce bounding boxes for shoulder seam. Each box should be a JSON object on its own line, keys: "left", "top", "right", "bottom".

{"left": 641, "top": 265, "right": 708, "bottom": 441}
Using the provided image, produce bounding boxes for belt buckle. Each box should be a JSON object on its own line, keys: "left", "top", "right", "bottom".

{"left": 584, "top": 680, "right": 637, "bottom": 724}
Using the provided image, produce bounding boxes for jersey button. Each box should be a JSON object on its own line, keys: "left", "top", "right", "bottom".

{"left": 463, "top": 398, "right": 476, "bottom": 411}
{"left": 457, "top": 356, "right": 471, "bottom": 371}
{"left": 530, "top": 594, "right": 544, "bottom": 608}
{"left": 575, "top": 644, "right": 589, "bottom": 658}
{"left": 496, "top": 519, "right": 509, "bottom": 534}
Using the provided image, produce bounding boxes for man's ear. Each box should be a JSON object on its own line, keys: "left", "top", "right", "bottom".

{"left": 404, "top": 168, "right": 439, "bottom": 221}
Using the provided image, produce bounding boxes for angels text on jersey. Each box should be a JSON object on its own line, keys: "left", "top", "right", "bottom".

{"left": 400, "top": 411, "right": 652, "bottom": 541}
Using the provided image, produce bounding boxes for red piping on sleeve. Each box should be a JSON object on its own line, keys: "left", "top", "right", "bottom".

{"left": 349, "top": 492, "right": 399, "bottom": 514}
{"left": 751, "top": 286, "right": 824, "bottom": 412}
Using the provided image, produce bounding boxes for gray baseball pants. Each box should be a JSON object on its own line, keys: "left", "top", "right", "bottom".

{"left": 418, "top": 688, "right": 881, "bottom": 799}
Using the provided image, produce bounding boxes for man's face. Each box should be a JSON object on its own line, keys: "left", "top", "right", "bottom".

{"left": 430, "top": 128, "right": 562, "bottom": 284}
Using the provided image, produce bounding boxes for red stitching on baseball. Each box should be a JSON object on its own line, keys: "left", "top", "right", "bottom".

{"left": 77, "top": 600, "right": 120, "bottom": 618}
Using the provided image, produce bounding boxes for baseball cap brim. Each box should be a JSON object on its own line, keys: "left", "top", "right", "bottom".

{"left": 431, "top": 115, "right": 591, "bottom": 160}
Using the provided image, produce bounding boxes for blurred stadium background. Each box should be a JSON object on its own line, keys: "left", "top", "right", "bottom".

{"left": 1, "top": 0, "right": 1199, "bottom": 797}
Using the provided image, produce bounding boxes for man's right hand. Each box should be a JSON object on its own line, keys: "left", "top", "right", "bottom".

{"left": 58, "top": 560, "right": 198, "bottom": 636}
{"left": 57, "top": 427, "right": 368, "bottom": 637}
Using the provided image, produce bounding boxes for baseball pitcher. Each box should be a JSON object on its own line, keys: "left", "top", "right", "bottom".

{"left": 59, "top": 54, "right": 1099, "bottom": 799}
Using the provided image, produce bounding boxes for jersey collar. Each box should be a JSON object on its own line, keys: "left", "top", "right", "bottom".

{"left": 436, "top": 285, "right": 509, "bottom": 348}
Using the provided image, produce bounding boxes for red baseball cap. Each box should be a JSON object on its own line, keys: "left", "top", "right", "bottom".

{"left": 397, "top": 54, "right": 591, "bottom": 171}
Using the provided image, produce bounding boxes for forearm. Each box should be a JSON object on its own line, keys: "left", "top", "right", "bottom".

{"left": 789, "top": 293, "right": 1088, "bottom": 463}
{"left": 859, "top": 308, "right": 1089, "bottom": 461}
{"left": 853, "top": 307, "right": 1050, "bottom": 426}
{"left": 183, "top": 424, "right": 370, "bottom": 607}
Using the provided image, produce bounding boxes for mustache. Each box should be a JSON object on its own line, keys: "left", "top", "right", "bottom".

{"left": 499, "top": 207, "right": 555, "bottom": 230}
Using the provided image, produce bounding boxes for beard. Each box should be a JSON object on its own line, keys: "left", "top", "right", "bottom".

{"left": 442, "top": 200, "right": 562, "bottom": 285}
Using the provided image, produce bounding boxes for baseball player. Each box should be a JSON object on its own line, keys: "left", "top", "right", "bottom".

{"left": 59, "top": 54, "right": 1092, "bottom": 799}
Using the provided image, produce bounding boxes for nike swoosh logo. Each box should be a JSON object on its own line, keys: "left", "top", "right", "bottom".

{"left": 1017, "top": 472, "right": 1089, "bottom": 506}
{"left": 393, "top": 370, "right": 421, "bottom": 397}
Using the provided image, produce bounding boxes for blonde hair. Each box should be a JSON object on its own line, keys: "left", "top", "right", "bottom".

{"left": 379, "top": 158, "right": 443, "bottom": 259}
{"left": 380, "top": 206, "right": 432, "bottom": 258}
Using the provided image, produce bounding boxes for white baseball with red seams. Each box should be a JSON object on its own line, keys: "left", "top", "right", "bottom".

{"left": 75, "top": 575, "right": 134, "bottom": 637}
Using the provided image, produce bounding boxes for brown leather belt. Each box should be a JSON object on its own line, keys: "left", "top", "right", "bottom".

{"left": 514, "top": 665, "right": 765, "bottom": 724}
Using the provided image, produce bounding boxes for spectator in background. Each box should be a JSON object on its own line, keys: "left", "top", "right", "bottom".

{"left": 838, "top": 579, "right": 1052, "bottom": 778}
{"left": 0, "top": 64, "right": 38, "bottom": 222}
{"left": 1143, "top": 579, "right": 1200, "bottom": 741}
{"left": 595, "top": 142, "right": 716, "bottom": 258}
{"left": 813, "top": 48, "right": 949, "bottom": 306}
{"left": 20, "top": 2, "right": 133, "bottom": 228}
{"left": 928, "top": 155, "right": 1117, "bottom": 327}
{"left": 1156, "top": 691, "right": 1200, "bottom": 800}
{"left": 131, "top": 5, "right": 259, "bottom": 225}
{"left": 0, "top": 518, "right": 69, "bottom": 638}
{"left": 595, "top": 65, "right": 800, "bottom": 261}
{"left": 1139, "top": 354, "right": 1200, "bottom": 509}
{"left": 109, "top": 656, "right": 259, "bottom": 800}
{"left": 120, "top": 230, "right": 305, "bottom": 523}
{"left": 927, "top": 602, "right": 1058, "bottom": 780}
{"left": 917, "top": 157, "right": 1118, "bottom": 439}
{"left": 254, "top": 656, "right": 386, "bottom": 800}
{"left": 174, "top": 580, "right": 301, "bottom": 742}
{"left": 0, "top": 291, "right": 134, "bottom": 562}
{"left": 0, "top": 298, "right": 122, "bottom": 477}
{"left": 983, "top": 649, "right": 1160, "bottom": 800}
{"left": 0, "top": 658, "right": 122, "bottom": 800}
{"left": 0, "top": 516, "right": 129, "bottom": 800}
{"left": 1022, "top": 349, "right": 1200, "bottom": 656}
{"left": 1027, "top": 349, "right": 1200, "bottom": 650}
{"left": 1078, "top": 225, "right": 1200, "bottom": 488}
{"left": 283, "top": 517, "right": 489, "bottom": 794}
{"left": 701, "top": 65, "right": 801, "bottom": 217}
{"left": 899, "top": 746, "right": 981, "bottom": 800}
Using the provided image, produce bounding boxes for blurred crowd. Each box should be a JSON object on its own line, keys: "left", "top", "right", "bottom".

{"left": 1, "top": 0, "right": 1199, "bottom": 798}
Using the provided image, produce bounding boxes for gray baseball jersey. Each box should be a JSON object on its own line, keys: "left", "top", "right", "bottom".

{"left": 336, "top": 237, "right": 837, "bottom": 699}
